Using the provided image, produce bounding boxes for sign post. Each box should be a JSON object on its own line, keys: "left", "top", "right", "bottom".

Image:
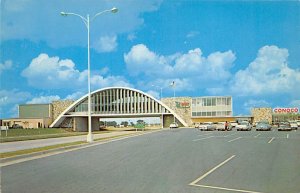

{"left": 0, "top": 126, "right": 9, "bottom": 137}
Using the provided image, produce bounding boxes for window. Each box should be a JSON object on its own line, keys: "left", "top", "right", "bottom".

{"left": 212, "top": 98, "right": 216, "bottom": 106}
{"left": 207, "top": 98, "right": 212, "bottom": 106}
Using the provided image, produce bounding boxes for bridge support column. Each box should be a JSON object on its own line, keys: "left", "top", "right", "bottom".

{"left": 73, "top": 117, "right": 88, "bottom": 132}
{"left": 92, "top": 117, "right": 100, "bottom": 131}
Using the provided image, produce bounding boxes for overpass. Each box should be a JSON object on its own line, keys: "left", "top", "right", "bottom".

{"left": 50, "top": 87, "right": 188, "bottom": 131}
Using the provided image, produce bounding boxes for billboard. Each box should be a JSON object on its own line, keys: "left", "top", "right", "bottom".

{"left": 273, "top": 107, "right": 299, "bottom": 114}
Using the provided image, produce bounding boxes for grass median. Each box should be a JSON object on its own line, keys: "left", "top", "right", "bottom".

{"left": 1, "top": 132, "right": 140, "bottom": 159}
{"left": 0, "top": 128, "right": 112, "bottom": 143}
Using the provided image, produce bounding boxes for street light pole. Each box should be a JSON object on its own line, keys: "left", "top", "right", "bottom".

{"left": 60, "top": 7, "right": 118, "bottom": 143}
{"left": 160, "top": 87, "right": 164, "bottom": 129}
{"left": 152, "top": 85, "right": 164, "bottom": 129}
{"left": 173, "top": 83, "right": 176, "bottom": 123}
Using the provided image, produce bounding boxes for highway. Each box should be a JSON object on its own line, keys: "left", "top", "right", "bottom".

{"left": 2, "top": 128, "right": 300, "bottom": 193}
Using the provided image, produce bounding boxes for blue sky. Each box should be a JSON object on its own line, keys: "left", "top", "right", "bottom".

{"left": 1, "top": 0, "right": 300, "bottom": 118}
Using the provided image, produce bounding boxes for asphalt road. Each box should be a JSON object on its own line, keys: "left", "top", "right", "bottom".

{"left": 2, "top": 129, "right": 300, "bottom": 193}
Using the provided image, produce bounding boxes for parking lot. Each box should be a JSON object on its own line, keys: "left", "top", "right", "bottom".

{"left": 2, "top": 128, "right": 300, "bottom": 193}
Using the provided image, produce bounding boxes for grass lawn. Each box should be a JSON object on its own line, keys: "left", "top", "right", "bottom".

{"left": 0, "top": 128, "right": 86, "bottom": 142}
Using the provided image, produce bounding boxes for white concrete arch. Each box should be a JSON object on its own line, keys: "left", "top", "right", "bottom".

{"left": 50, "top": 87, "right": 188, "bottom": 128}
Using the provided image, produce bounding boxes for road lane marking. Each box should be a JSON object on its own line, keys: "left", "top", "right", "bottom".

{"left": 254, "top": 134, "right": 261, "bottom": 138}
{"left": 190, "top": 184, "right": 264, "bottom": 193}
{"left": 268, "top": 137, "right": 275, "bottom": 144}
{"left": 224, "top": 133, "right": 237, "bottom": 137}
{"left": 189, "top": 155, "right": 235, "bottom": 185}
{"left": 228, "top": 137, "right": 242, "bottom": 143}
{"left": 197, "top": 133, "right": 213, "bottom": 137}
{"left": 287, "top": 134, "right": 289, "bottom": 139}
{"left": 193, "top": 136, "right": 214, "bottom": 142}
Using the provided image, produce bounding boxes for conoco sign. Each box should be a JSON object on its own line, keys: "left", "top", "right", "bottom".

{"left": 273, "top": 107, "right": 299, "bottom": 114}
{"left": 176, "top": 101, "right": 190, "bottom": 108}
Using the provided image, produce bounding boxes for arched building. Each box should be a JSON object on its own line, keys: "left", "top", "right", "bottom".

{"left": 50, "top": 87, "right": 188, "bottom": 131}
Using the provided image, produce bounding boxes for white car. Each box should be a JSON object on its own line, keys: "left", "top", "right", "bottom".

{"left": 170, "top": 122, "right": 178, "bottom": 129}
{"left": 198, "top": 122, "right": 216, "bottom": 131}
{"left": 289, "top": 121, "right": 298, "bottom": 130}
{"left": 236, "top": 121, "right": 252, "bottom": 131}
{"left": 230, "top": 121, "right": 238, "bottom": 128}
{"left": 297, "top": 120, "right": 300, "bottom": 127}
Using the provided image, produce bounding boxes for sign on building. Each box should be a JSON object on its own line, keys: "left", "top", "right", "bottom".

{"left": 273, "top": 107, "right": 299, "bottom": 114}
{"left": 176, "top": 101, "right": 190, "bottom": 108}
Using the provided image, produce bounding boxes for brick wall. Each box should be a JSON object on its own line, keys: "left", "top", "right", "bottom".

{"left": 52, "top": 100, "right": 74, "bottom": 121}
{"left": 162, "top": 97, "right": 193, "bottom": 126}
{"left": 251, "top": 108, "right": 272, "bottom": 124}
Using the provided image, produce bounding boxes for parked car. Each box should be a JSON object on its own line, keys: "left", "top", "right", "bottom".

{"left": 170, "top": 122, "right": 178, "bottom": 129}
{"left": 217, "top": 122, "right": 226, "bottom": 131}
{"left": 278, "top": 122, "right": 292, "bottom": 131}
{"left": 236, "top": 121, "right": 252, "bottom": 131}
{"left": 289, "top": 121, "right": 298, "bottom": 130}
{"left": 11, "top": 124, "right": 23, "bottom": 129}
{"left": 230, "top": 121, "right": 238, "bottom": 128}
{"left": 194, "top": 123, "right": 201, "bottom": 128}
{"left": 256, "top": 122, "right": 272, "bottom": 131}
{"left": 296, "top": 120, "right": 300, "bottom": 128}
{"left": 198, "top": 122, "right": 217, "bottom": 131}
{"left": 216, "top": 122, "right": 232, "bottom": 131}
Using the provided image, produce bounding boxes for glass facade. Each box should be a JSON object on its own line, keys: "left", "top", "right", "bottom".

{"left": 191, "top": 96, "right": 232, "bottom": 117}
{"left": 71, "top": 88, "right": 170, "bottom": 115}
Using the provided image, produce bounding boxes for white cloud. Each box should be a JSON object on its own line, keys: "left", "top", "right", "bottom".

{"left": 0, "top": 60, "right": 13, "bottom": 74}
{"left": 26, "top": 95, "right": 61, "bottom": 104}
{"left": 146, "top": 90, "right": 160, "bottom": 99}
{"left": 244, "top": 99, "right": 270, "bottom": 109}
{"left": 0, "top": 89, "right": 31, "bottom": 106}
{"left": 21, "top": 53, "right": 82, "bottom": 89}
{"left": 230, "top": 45, "right": 300, "bottom": 96}
{"left": 1, "top": 0, "right": 163, "bottom": 47}
{"left": 289, "top": 100, "right": 300, "bottom": 107}
{"left": 124, "top": 44, "right": 235, "bottom": 91}
{"left": 0, "top": 89, "right": 31, "bottom": 118}
{"left": 22, "top": 53, "right": 132, "bottom": 90}
{"left": 127, "top": 33, "right": 137, "bottom": 41}
{"left": 65, "top": 92, "right": 84, "bottom": 100}
{"left": 91, "top": 75, "right": 133, "bottom": 89}
{"left": 186, "top": 31, "right": 199, "bottom": 38}
{"left": 93, "top": 35, "right": 118, "bottom": 53}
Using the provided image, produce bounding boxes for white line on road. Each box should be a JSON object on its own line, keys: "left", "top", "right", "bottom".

{"left": 190, "top": 184, "right": 264, "bottom": 193}
{"left": 193, "top": 136, "right": 214, "bottom": 142}
{"left": 189, "top": 155, "right": 235, "bottom": 185}
{"left": 228, "top": 137, "right": 242, "bottom": 143}
{"left": 224, "top": 133, "right": 238, "bottom": 137}
{"left": 197, "top": 133, "right": 213, "bottom": 137}
{"left": 254, "top": 134, "right": 261, "bottom": 138}
{"left": 287, "top": 134, "right": 289, "bottom": 139}
{"left": 268, "top": 137, "right": 275, "bottom": 144}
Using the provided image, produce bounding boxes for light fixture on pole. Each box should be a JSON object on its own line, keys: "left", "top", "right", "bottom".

{"left": 60, "top": 7, "right": 118, "bottom": 143}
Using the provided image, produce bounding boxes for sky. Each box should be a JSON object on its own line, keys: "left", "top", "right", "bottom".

{"left": 1, "top": 0, "right": 300, "bottom": 118}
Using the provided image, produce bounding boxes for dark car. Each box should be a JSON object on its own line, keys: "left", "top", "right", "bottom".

{"left": 278, "top": 122, "right": 292, "bottom": 131}
{"left": 256, "top": 122, "right": 272, "bottom": 131}
{"left": 11, "top": 124, "right": 23, "bottom": 129}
